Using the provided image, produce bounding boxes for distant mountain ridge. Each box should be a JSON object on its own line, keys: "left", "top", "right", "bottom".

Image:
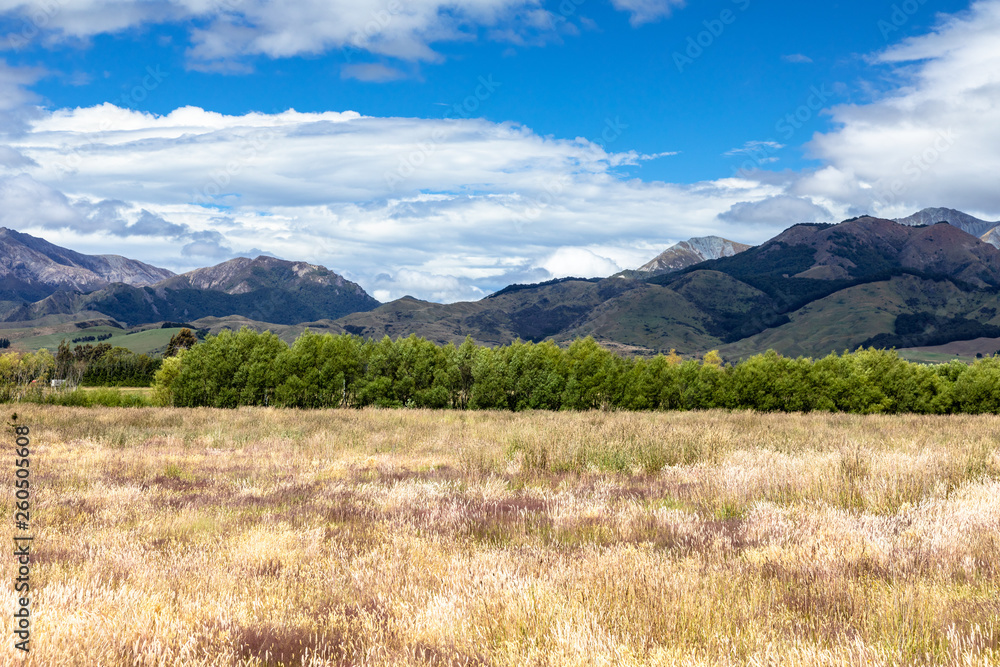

{"left": 0, "top": 230, "right": 379, "bottom": 326}
{"left": 981, "top": 227, "right": 1000, "bottom": 248}
{"left": 0, "top": 227, "right": 174, "bottom": 301}
{"left": 637, "top": 235, "right": 751, "bottom": 273}
{"left": 156, "top": 256, "right": 366, "bottom": 295}
{"left": 894, "top": 207, "right": 998, "bottom": 237}
{"left": 893, "top": 207, "right": 1000, "bottom": 248}
{"left": 323, "top": 214, "right": 1000, "bottom": 359}
{"left": 5, "top": 208, "right": 1000, "bottom": 360}
{"left": 731, "top": 216, "right": 1000, "bottom": 287}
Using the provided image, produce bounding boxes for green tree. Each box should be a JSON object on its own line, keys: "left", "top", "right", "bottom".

{"left": 172, "top": 328, "right": 287, "bottom": 407}
{"left": 55, "top": 340, "right": 74, "bottom": 381}
{"left": 152, "top": 353, "right": 185, "bottom": 406}
{"left": 273, "top": 332, "right": 364, "bottom": 408}
{"left": 165, "top": 328, "right": 199, "bottom": 357}
{"left": 952, "top": 357, "right": 1000, "bottom": 413}
{"left": 560, "top": 337, "right": 629, "bottom": 410}
{"left": 448, "top": 336, "right": 479, "bottom": 409}
{"left": 469, "top": 345, "right": 510, "bottom": 410}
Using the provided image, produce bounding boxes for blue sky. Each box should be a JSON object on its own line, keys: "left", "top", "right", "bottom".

{"left": 0, "top": 0, "right": 997, "bottom": 302}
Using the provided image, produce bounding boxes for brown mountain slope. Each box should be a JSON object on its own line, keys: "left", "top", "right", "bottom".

{"left": 154, "top": 255, "right": 368, "bottom": 295}
{"left": 0, "top": 227, "right": 174, "bottom": 299}
{"left": 755, "top": 217, "right": 1000, "bottom": 287}
{"left": 895, "top": 207, "right": 998, "bottom": 237}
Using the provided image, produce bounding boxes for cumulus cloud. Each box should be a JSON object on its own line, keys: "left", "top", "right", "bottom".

{"left": 181, "top": 230, "right": 233, "bottom": 259}
{"left": 541, "top": 247, "right": 621, "bottom": 278}
{"left": 5, "top": 2, "right": 998, "bottom": 302}
{"left": 0, "top": 173, "right": 247, "bottom": 260}
{"left": 6, "top": 103, "right": 794, "bottom": 301}
{"left": 610, "top": 0, "right": 686, "bottom": 26}
{"left": 804, "top": 0, "right": 1000, "bottom": 218}
{"left": 370, "top": 268, "right": 488, "bottom": 303}
{"left": 125, "top": 209, "right": 188, "bottom": 237}
{"left": 719, "top": 195, "right": 832, "bottom": 226}
{"left": 0, "top": 173, "right": 79, "bottom": 228}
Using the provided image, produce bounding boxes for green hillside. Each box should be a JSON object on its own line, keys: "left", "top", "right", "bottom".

{"left": 14, "top": 326, "right": 188, "bottom": 355}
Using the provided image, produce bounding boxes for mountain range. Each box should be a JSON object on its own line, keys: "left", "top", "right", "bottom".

{"left": 0, "top": 227, "right": 173, "bottom": 302}
{"left": 3, "top": 206, "right": 1000, "bottom": 360}
{"left": 326, "top": 214, "right": 1000, "bottom": 357}
{"left": 894, "top": 207, "right": 1000, "bottom": 239}
{"left": 0, "top": 229, "right": 378, "bottom": 326}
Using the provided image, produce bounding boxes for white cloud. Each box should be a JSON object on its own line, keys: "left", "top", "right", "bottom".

{"left": 370, "top": 268, "right": 488, "bottom": 302}
{"left": 0, "top": 0, "right": 661, "bottom": 67}
{"left": 781, "top": 53, "right": 812, "bottom": 64}
{"left": 0, "top": 144, "right": 37, "bottom": 168}
{"left": 724, "top": 140, "right": 785, "bottom": 157}
{"left": 610, "top": 0, "right": 686, "bottom": 26}
{"left": 5, "top": 3, "right": 999, "bottom": 304}
{"left": 0, "top": 61, "right": 45, "bottom": 135}
{"left": 805, "top": 0, "right": 1000, "bottom": 216}
{"left": 5, "top": 103, "right": 789, "bottom": 301}
{"left": 541, "top": 247, "right": 621, "bottom": 278}
{"left": 718, "top": 195, "right": 832, "bottom": 226}
{"left": 0, "top": 173, "right": 79, "bottom": 228}
{"left": 341, "top": 63, "right": 408, "bottom": 83}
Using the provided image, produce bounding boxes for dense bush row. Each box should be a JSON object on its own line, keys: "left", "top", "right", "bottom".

{"left": 0, "top": 343, "right": 161, "bottom": 401}
{"left": 56, "top": 341, "right": 162, "bottom": 387}
{"left": 71, "top": 333, "right": 114, "bottom": 343}
{"left": 150, "top": 328, "right": 1000, "bottom": 414}
{"left": 0, "top": 348, "right": 56, "bottom": 401}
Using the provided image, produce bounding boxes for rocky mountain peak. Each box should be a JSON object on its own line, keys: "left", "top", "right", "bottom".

{"left": 0, "top": 227, "right": 175, "bottom": 299}
{"left": 894, "top": 208, "right": 998, "bottom": 238}
{"left": 637, "top": 235, "right": 752, "bottom": 274}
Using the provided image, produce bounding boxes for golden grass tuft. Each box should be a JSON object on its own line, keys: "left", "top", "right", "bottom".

{"left": 2, "top": 406, "right": 998, "bottom": 665}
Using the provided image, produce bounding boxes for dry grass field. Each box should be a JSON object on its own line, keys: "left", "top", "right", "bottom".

{"left": 2, "top": 407, "right": 999, "bottom": 666}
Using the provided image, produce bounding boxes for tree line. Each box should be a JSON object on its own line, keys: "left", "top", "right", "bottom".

{"left": 71, "top": 333, "right": 114, "bottom": 343}
{"left": 0, "top": 329, "right": 198, "bottom": 400}
{"left": 55, "top": 341, "right": 163, "bottom": 387}
{"left": 0, "top": 344, "right": 162, "bottom": 401}
{"left": 148, "top": 327, "right": 1000, "bottom": 414}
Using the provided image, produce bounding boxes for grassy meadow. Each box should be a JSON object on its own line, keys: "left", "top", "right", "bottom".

{"left": 2, "top": 407, "right": 999, "bottom": 666}
{"left": 8, "top": 326, "right": 187, "bottom": 356}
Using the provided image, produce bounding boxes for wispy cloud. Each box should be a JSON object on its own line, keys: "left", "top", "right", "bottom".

{"left": 0, "top": 0, "right": 666, "bottom": 68}
{"left": 610, "top": 0, "right": 687, "bottom": 26}
{"left": 724, "top": 140, "right": 785, "bottom": 157}
{"left": 341, "top": 63, "right": 408, "bottom": 83}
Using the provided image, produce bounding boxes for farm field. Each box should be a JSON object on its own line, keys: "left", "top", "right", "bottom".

{"left": 2, "top": 407, "right": 999, "bottom": 666}
{"left": 897, "top": 350, "right": 976, "bottom": 365}
{"left": 8, "top": 327, "right": 188, "bottom": 356}
{"left": 898, "top": 337, "right": 1000, "bottom": 365}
